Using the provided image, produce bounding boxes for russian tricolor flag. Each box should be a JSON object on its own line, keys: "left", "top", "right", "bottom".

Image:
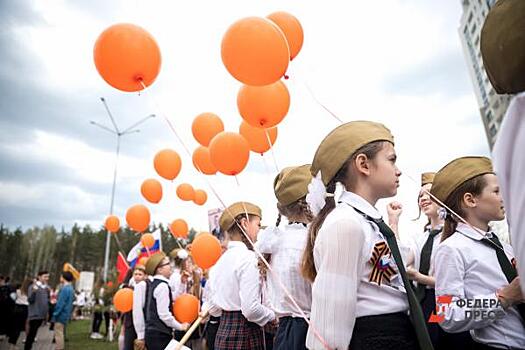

{"left": 127, "top": 229, "right": 162, "bottom": 268}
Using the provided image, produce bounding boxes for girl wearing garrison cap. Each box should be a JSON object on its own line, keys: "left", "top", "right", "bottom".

{"left": 256, "top": 164, "right": 313, "bottom": 350}
{"left": 302, "top": 121, "right": 432, "bottom": 350}
{"left": 404, "top": 172, "right": 473, "bottom": 348}
{"left": 203, "top": 202, "right": 276, "bottom": 350}
{"left": 432, "top": 157, "right": 525, "bottom": 349}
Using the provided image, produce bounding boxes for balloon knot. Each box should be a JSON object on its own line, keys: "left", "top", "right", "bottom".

{"left": 284, "top": 74, "right": 289, "bottom": 80}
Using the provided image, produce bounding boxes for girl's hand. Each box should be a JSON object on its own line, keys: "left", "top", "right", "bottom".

{"left": 387, "top": 201, "right": 403, "bottom": 221}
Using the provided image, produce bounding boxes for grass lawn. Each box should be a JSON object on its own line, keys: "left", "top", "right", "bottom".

{"left": 67, "top": 319, "right": 118, "bottom": 350}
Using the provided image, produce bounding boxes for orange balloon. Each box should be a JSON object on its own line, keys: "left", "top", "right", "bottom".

{"left": 176, "top": 183, "right": 195, "bottom": 201}
{"left": 191, "top": 233, "right": 222, "bottom": 269}
{"left": 173, "top": 294, "right": 200, "bottom": 323}
{"left": 239, "top": 121, "right": 278, "bottom": 154}
{"left": 221, "top": 17, "right": 290, "bottom": 86}
{"left": 93, "top": 23, "right": 161, "bottom": 92}
{"left": 267, "top": 12, "right": 304, "bottom": 60}
{"left": 126, "top": 204, "right": 151, "bottom": 232}
{"left": 141, "top": 179, "right": 163, "bottom": 204}
{"left": 193, "top": 189, "right": 208, "bottom": 206}
{"left": 192, "top": 146, "right": 217, "bottom": 175}
{"left": 209, "top": 132, "right": 250, "bottom": 176}
{"left": 154, "top": 149, "right": 182, "bottom": 181}
{"left": 113, "top": 288, "right": 133, "bottom": 312}
{"left": 237, "top": 81, "right": 290, "bottom": 128}
{"left": 192, "top": 113, "right": 224, "bottom": 147}
{"left": 141, "top": 233, "right": 155, "bottom": 248}
{"left": 137, "top": 257, "right": 149, "bottom": 266}
{"left": 105, "top": 215, "right": 120, "bottom": 233}
{"left": 170, "top": 219, "right": 189, "bottom": 238}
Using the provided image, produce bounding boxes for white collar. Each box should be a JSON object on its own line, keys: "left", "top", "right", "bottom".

{"left": 339, "top": 191, "right": 382, "bottom": 220}
{"left": 153, "top": 275, "right": 170, "bottom": 283}
{"left": 228, "top": 241, "right": 248, "bottom": 250}
{"left": 456, "top": 222, "right": 490, "bottom": 241}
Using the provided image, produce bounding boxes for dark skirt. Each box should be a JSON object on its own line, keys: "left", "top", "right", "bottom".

{"left": 274, "top": 316, "right": 308, "bottom": 350}
{"left": 214, "top": 310, "right": 264, "bottom": 350}
{"left": 349, "top": 312, "right": 418, "bottom": 350}
{"left": 421, "top": 288, "right": 475, "bottom": 350}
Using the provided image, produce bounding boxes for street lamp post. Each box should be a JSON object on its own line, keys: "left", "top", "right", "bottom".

{"left": 91, "top": 97, "right": 155, "bottom": 282}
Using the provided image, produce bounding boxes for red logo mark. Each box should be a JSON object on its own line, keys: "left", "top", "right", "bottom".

{"left": 428, "top": 295, "right": 453, "bottom": 323}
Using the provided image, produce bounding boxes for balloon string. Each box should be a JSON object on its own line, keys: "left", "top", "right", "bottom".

{"left": 264, "top": 129, "right": 279, "bottom": 173}
{"left": 302, "top": 80, "right": 344, "bottom": 124}
{"left": 137, "top": 82, "right": 332, "bottom": 350}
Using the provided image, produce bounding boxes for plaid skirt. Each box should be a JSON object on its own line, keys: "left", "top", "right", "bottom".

{"left": 214, "top": 311, "right": 265, "bottom": 350}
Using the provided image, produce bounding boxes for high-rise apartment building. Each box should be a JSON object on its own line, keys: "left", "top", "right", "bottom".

{"left": 458, "top": 0, "right": 512, "bottom": 149}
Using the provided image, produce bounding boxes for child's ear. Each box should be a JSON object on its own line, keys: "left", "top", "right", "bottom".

{"left": 463, "top": 192, "right": 477, "bottom": 208}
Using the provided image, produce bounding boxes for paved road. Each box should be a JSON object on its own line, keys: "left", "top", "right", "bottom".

{"left": 0, "top": 324, "right": 55, "bottom": 350}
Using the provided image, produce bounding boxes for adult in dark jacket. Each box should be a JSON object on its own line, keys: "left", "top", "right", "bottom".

{"left": 25, "top": 271, "right": 50, "bottom": 350}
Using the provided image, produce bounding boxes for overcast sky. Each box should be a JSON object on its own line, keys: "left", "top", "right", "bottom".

{"left": 0, "top": 0, "right": 491, "bottom": 240}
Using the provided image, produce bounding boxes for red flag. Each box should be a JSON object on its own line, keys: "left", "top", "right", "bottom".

{"left": 117, "top": 251, "right": 130, "bottom": 284}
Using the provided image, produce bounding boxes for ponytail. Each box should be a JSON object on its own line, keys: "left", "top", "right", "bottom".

{"left": 301, "top": 179, "right": 337, "bottom": 282}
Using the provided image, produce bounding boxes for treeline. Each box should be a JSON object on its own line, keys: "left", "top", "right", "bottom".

{"left": 0, "top": 223, "right": 197, "bottom": 287}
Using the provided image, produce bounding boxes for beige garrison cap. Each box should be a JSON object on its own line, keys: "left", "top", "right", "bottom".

{"left": 274, "top": 164, "right": 312, "bottom": 206}
{"left": 430, "top": 157, "right": 493, "bottom": 203}
{"left": 145, "top": 252, "right": 167, "bottom": 276}
{"left": 311, "top": 121, "right": 394, "bottom": 185}
{"left": 421, "top": 172, "right": 435, "bottom": 186}
{"left": 480, "top": 0, "right": 525, "bottom": 94}
{"left": 219, "top": 202, "right": 262, "bottom": 232}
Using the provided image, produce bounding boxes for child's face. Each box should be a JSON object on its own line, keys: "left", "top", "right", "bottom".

{"left": 367, "top": 142, "right": 401, "bottom": 199}
{"left": 419, "top": 183, "right": 439, "bottom": 217}
{"left": 242, "top": 216, "right": 261, "bottom": 242}
{"left": 473, "top": 173, "right": 506, "bottom": 222}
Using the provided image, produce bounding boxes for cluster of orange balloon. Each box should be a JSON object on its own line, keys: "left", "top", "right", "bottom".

{"left": 191, "top": 113, "right": 251, "bottom": 176}
{"left": 221, "top": 12, "right": 303, "bottom": 86}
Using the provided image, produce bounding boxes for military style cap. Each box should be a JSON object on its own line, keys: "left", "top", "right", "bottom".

{"left": 311, "top": 121, "right": 394, "bottom": 185}
{"left": 219, "top": 202, "right": 262, "bottom": 232}
{"left": 421, "top": 172, "right": 435, "bottom": 186}
{"left": 430, "top": 157, "right": 493, "bottom": 203}
{"left": 274, "top": 164, "right": 312, "bottom": 206}
{"left": 481, "top": 0, "right": 525, "bottom": 94}
{"left": 145, "top": 252, "right": 167, "bottom": 276}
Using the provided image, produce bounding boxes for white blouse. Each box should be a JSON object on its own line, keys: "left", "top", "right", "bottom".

{"left": 256, "top": 223, "right": 312, "bottom": 318}
{"left": 434, "top": 223, "right": 525, "bottom": 349}
{"left": 169, "top": 268, "right": 187, "bottom": 300}
{"left": 306, "top": 191, "right": 409, "bottom": 350}
{"left": 203, "top": 241, "right": 275, "bottom": 327}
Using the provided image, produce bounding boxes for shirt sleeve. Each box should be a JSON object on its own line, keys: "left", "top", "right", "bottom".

{"left": 52, "top": 289, "right": 65, "bottom": 319}
{"left": 237, "top": 254, "right": 275, "bottom": 326}
{"left": 133, "top": 282, "right": 147, "bottom": 339}
{"left": 434, "top": 244, "right": 506, "bottom": 333}
{"left": 201, "top": 270, "right": 222, "bottom": 318}
{"left": 306, "top": 215, "right": 365, "bottom": 350}
{"left": 153, "top": 282, "right": 183, "bottom": 330}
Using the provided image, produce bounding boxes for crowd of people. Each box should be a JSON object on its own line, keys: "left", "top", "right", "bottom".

{"left": 0, "top": 271, "right": 75, "bottom": 350}
{"left": 114, "top": 123, "right": 524, "bottom": 350}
